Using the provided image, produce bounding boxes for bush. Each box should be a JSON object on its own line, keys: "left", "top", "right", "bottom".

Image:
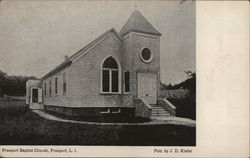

{"left": 168, "top": 95, "right": 196, "bottom": 120}
{"left": 161, "top": 71, "right": 196, "bottom": 120}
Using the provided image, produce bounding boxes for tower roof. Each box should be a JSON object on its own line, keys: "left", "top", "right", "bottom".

{"left": 119, "top": 10, "right": 161, "bottom": 37}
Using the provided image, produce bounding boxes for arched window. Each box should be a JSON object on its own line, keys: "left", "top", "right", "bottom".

{"left": 101, "top": 56, "right": 121, "bottom": 93}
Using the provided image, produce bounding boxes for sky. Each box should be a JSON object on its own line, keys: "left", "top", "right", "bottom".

{"left": 0, "top": 0, "right": 195, "bottom": 84}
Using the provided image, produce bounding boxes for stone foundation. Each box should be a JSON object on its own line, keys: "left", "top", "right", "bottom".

{"left": 44, "top": 105, "right": 135, "bottom": 117}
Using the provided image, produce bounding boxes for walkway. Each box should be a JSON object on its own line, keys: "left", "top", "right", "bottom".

{"left": 33, "top": 110, "right": 195, "bottom": 127}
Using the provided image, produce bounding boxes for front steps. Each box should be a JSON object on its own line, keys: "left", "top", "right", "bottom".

{"left": 150, "top": 104, "right": 171, "bottom": 117}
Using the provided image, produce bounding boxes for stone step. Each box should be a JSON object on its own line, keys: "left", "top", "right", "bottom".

{"left": 151, "top": 106, "right": 165, "bottom": 109}
{"left": 151, "top": 112, "right": 170, "bottom": 114}
{"left": 151, "top": 113, "right": 171, "bottom": 116}
{"left": 152, "top": 108, "right": 168, "bottom": 111}
{"left": 150, "top": 105, "right": 164, "bottom": 108}
{"left": 152, "top": 113, "right": 170, "bottom": 115}
{"left": 151, "top": 109, "right": 165, "bottom": 111}
{"left": 151, "top": 106, "right": 165, "bottom": 108}
{"left": 151, "top": 113, "right": 171, "bottom": 117}
{"left": 151, "top": 108, "right": 166, "bottom": 111}
{"left": 151, "top": 110, "right": 169, "bottom": 113}
{"left": 150, "top": 104, "right": 172, "bottom": 117}
{"left": 150, "top": 104, "right": 159, "bottom": 107}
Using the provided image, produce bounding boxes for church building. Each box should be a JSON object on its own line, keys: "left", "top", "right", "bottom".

{"left": 26, "top": 10, "right": 176, "bottom": 118}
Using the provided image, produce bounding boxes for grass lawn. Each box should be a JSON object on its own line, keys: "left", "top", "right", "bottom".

{"left": 0, "top": 101, "right": 195, "bottom": 146}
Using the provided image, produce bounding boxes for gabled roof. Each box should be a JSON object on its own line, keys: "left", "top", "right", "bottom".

{"left": 119, "top": 10, "right": 161, "bottom": 37}
{"left": 42, "top": 60, "right": 72, "bottom": 80}
{"left": 69, "top": 28, "right": 122, "bottom": 61}
{"left": 42, "top": 28, "right": 122, "bottom": 80}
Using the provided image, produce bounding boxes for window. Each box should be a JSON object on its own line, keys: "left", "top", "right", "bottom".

{"left": 55, "top": 77, "right": 58, "bottom": 95}
{"left": 63, "top": 73, "right": 66, "bottom": 94}
{"left": 140, "top": 48, "right": 153, "bottom": 63}
{"left": 100, "top": 108, "right": 110, "bottom": 114}
{"left": 111, "top": 108, "right": 121, "bottom": 113}
{"left": 124, "top": 71, "right": 130, "bottom": 93}
{"left": 101, "top": 56, "right": 121, "bottom": 93}
{"left": 49, "top": 80, "right": 52, "bottom": 97}
{"left": 100, "top": 108, "right": 121, "bottom": 114}
{"left": 44, "top": 82, "right": 46, "bottom": 96}
{"left": 63, "top": 107, "right": 66, "bottom": 113}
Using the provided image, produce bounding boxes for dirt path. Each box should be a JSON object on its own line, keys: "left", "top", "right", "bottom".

{"left": 33, "top": 110, "right": 195, "bottom": 127}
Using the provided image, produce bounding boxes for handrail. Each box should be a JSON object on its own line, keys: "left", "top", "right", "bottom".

{"left": 163, "top": 98, "right": 176, "bottom": 110}
{"left": 157, "top": 98, "right": 176, "bottom": 116}
{"left": 134, "top": 98, "right": 152, "bottom": 117}
{"left": 140, "top": 98, "right": 152, "bottom": 110}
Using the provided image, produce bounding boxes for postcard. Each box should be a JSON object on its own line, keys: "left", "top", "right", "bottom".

{"left": 0, "top": 0, "right": 249, "bottom": 157}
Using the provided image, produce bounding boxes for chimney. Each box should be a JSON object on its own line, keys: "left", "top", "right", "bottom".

{"left": 65, "top": 55, "right": 69, "bottom": 62}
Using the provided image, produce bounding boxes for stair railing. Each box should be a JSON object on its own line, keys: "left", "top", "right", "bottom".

{"left": 134, "top": 98, "right": 152, "bottom": 117}
{"left": 157, "top": 98, "right": 176, "bottom": 116}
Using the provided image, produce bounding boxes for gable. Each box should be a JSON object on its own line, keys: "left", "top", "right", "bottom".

{"left": 41, "top": 28, "right": 122, "bottom": 80}
{"left": 70, "top": 29, "right": 123, "bottom": 63}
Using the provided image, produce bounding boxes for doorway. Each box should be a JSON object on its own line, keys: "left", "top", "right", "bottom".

{"left": 137, "top": 73, "right": 157, "bottom": 104}
{"left": 32, "top": 88, "right": 38, "bottom": 103}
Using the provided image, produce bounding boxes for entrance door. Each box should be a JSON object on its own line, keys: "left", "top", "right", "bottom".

{"left": 138, "top": 73, "right": 157, "bottom": 104}
{"left": 32, "top": 88, "right": 38, "bottom": 103}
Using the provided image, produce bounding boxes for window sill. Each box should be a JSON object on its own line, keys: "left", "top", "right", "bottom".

{"left": 100, "top": 108, "right": 110, "bottom": 113}
{"left": 100, "top": 111, "right": 110, "bottom": 114}
{"left": 123, "top": 92, "right": 130, "bottom": 95}
{"left": 100, "top": 92, "right": 121, "bottom": 95}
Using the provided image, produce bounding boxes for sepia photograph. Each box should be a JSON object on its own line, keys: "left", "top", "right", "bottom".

{"left": 0, "top": 0, "right": 249, "bottom": 157}
{"left": 1, "top": 0, "right": 195, "bottom": 147}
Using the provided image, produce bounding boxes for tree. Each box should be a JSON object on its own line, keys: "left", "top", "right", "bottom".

{"left": 0, "top": 70, "right": 38, "bottom": 97}
{"left": 161, "top": 70, "right": 196, "bottom": 92}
